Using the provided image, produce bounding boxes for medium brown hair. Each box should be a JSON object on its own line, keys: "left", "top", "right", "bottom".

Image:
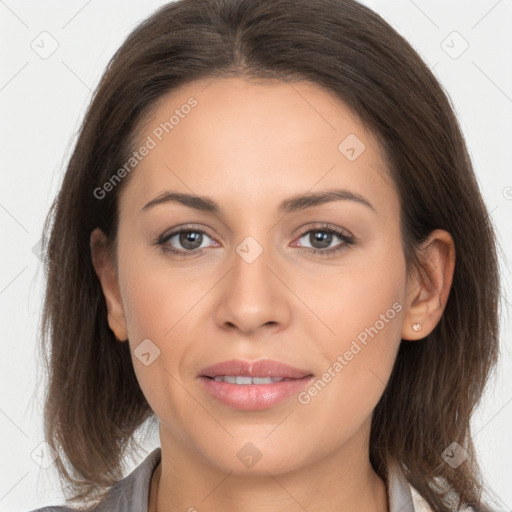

{"left": 39, "top": 0, "right": 502, "bottom": 510}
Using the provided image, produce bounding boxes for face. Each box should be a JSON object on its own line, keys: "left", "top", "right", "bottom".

{"left": 93, "top": 76, "right": 416, "bottom": 476}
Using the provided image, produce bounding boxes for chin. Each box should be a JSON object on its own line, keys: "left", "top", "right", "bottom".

{"left": 199, "top": 438, "right": 313, "bottom": 477}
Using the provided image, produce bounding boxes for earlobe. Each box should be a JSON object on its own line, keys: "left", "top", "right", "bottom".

{"left": 401, "top": 229, "right": 456, "bottom": 341}
{"left": 90, "top": 228, "right": 129, "bottom": 342}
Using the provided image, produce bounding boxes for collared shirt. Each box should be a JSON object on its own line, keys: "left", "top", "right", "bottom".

{"left": 30, "top": 447, "right": 476, "bottom": 512}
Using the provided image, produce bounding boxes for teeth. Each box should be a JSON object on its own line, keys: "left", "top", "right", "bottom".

{"left": 212, "top": 375, "right": 286, "bottom": 384}
{"left": 253, "top": 377, "right": 276, "bottom": 384}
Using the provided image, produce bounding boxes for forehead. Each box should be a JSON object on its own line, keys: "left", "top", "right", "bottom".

{"left": 120, "top": 76, "right": 396, "bottom": 219}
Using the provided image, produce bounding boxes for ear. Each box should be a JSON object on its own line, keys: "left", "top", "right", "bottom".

{"left": 90, "top": 227, "right": 128, "bottom": 342}
{"left": 401, "top": 229, "right": 456, "bottom": 341}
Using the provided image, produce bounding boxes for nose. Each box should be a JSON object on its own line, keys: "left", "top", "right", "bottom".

{"left": 214, "top": 237, "right": 292, "bottom": 336}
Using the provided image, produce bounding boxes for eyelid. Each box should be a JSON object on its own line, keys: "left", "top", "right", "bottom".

{"left": 157, "top": 223, "right": 217, "bottom": 242}
{"left": 294, "top": 223, "right": 354, "bottom": 240}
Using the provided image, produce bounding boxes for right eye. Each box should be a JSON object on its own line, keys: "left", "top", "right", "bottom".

{"left": 155, "top": 226, "right": 219, "bottom": 257}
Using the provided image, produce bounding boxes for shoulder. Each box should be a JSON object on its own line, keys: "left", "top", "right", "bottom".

{"left": 27, "top": 508, "right": 74, "bottom": 512}
{"left": 387, "top": 458, "right": 481, "bottom": 512}
{"left": 410, "top": 482, "right": 489, "bottom": 512}
{"left": 26, "top": 447, "right": 162, "bottom": 512}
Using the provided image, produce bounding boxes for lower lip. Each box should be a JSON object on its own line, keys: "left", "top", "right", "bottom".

{"left": 199, "top": 376, "right": 313, "bottom": 410}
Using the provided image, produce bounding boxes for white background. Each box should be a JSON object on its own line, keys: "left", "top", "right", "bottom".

{"left": 0, "top": 1, "right": 511, "bottom": 511}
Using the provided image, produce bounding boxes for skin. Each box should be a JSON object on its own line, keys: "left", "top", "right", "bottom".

{"left": 90, "top": 76, "right": 455, "bottom": 512}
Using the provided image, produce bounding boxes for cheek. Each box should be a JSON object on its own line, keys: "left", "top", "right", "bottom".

{"left": 118, "top": 243, "right": 203, "bottom": 341}
{"left": 297, "top": 241, "right": 406, "bottom": 411}
{"left": 305, "top": 237, "right": 406, "bottom": 348}
{"left": 118, "top": 248, "right": 212, "bottom": 401}
{"left": 117, "top": 252, "right": 203, "bottom": 421}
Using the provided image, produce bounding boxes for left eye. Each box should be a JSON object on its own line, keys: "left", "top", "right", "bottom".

{"left": 294, "top": 227, "right": 354, "bottom": 255}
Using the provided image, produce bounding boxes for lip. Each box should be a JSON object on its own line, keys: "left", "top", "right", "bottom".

{"left": 198, "top": 359, "right": 314, "bottom": 410}
{"left": 200, "top": 359, "right": 312, "bottom": 379}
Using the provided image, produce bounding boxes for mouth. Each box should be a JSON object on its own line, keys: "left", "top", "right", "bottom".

{"left": 198, "top": 359, "right": 314, "bottom": 410}
{"left": 199, "top": 358, "right": 312, "bottom": 380}
{"left": 204, "top": 375, "right": 296, "bottom": 384}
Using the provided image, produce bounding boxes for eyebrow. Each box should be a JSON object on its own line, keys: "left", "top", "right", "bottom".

{"left": 141, "top": 188, "right": 376, "bottom": 215}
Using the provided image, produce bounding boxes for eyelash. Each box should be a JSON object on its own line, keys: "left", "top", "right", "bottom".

{"left": 154, "top": 223, "right": 355, "bottom": 258}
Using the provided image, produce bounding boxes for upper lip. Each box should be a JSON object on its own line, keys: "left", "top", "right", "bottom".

{"left": 200, "top": 359, "right": 312, "bottom": 379}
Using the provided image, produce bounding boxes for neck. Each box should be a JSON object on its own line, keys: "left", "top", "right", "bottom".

{"left": 148, "top": 436, "right": 389, "bottom": 512}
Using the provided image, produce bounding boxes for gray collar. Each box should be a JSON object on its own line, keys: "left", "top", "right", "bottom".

{"left": 386, "top": 458, "right": 417, "bottom": 512}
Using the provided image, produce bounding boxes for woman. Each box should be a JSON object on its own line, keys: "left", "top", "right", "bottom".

{"left": 31, "top": 0, "right": 501, "bottom": 510}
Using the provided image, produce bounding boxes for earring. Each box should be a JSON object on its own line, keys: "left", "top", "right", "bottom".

{"left": 412, "top": 322, "right": 422, "bottom": 332}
